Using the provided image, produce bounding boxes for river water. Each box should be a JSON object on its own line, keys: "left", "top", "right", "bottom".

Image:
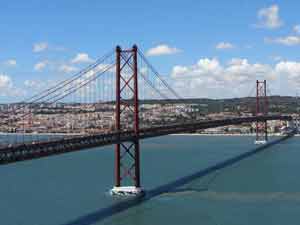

{"left": 0, "top": 135, "right": 299, "bottom": 225}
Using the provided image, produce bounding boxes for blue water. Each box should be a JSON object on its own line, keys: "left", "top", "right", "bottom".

{"left": 0, "top": 135, "right": 299, "bottom": 225}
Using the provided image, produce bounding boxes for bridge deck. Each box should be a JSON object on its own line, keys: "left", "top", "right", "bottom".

{"left": 0, "top": 115, "right": 292, "bottom": 165}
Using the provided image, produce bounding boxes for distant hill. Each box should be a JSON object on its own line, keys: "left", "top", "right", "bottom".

{"left": 2, "top": 96, "right": 300, "bottom": 114}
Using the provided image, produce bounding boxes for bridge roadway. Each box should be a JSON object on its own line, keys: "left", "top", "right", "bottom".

{"left": 0, "top": 115, "right": 292, "bottom": 165}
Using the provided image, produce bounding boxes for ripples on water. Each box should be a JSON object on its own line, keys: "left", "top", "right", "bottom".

{"left": 0, "top": 135, "right": 299, "bottom": 225}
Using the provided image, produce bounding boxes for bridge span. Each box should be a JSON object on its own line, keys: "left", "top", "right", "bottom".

{"left": 0, "top": 115, "right": 291, "bottom": 166}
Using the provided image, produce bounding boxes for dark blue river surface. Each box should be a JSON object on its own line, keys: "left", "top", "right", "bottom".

{"left": 0, "top": 135, "right": 299, "bottom": 225}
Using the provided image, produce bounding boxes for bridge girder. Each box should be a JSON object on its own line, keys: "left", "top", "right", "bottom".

{"left": 0, "top": 115, "right": 291, "bottom": 166}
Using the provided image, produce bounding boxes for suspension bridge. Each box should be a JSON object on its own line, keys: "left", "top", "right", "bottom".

{"left": 0, "top": 45, "right": 293, "bottom": 195}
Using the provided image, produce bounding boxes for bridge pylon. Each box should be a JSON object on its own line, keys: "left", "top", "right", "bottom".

{"left": 111, "top": 45, "right": 143, "bottom": 196}
{"left": 255, "top": 80, "right": 268, "bottom": 144}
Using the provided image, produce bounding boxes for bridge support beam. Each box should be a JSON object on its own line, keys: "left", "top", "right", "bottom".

{"left": 111, "top": 45, "right": 143, "bottom": 196}
{"left": 255, "top": 80, "right": 268, "bottom": 144}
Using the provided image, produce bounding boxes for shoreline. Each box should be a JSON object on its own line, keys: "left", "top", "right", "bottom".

{"left": 0, "top": 132, "right": 297, "bottom": 137}
{"left": 0, "top": 132, "right": 84, "bottom": 136}
{"left": 170, "top": 133, "right": 299, "bottom": 137}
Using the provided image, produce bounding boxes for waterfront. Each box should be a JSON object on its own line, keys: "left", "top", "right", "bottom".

{"left": 0, "top": 135, "right": 299, "bottom": 225}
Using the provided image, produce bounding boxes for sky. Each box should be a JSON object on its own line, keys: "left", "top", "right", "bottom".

{"left": 0, "top": 0, "right": 300, "bottom": 102}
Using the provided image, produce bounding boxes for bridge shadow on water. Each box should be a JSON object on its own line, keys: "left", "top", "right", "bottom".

{"left": 61, "top": 135, "right": 293, "bottom": 225}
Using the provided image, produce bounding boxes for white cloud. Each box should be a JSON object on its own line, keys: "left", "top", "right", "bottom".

{"left": 146, "top": 44, "right": 182, "bottom": 56}
{"left": 228, "top": 58, "right": 247, "bottom": 66}
{"left": 276, "top": 61, "right": 300, "bottom": 74}
{"left": 170, "top": 57, "right": 300, "bottom": 97}
{"left": 34, "top": 61, "right": 48, "bottom": 71}
{"left": 225, "top": 59, "right": 274, "bottom": 82}
{"left": 0, "top": 74, "right": 12, "bottom": 89}
{"left": 33, "top": 42, "right": 48, "bottom": 53}
{"left": 216, "top": 42, "right": 235, "bottom": 50}
{"left": 275, "top": 61, "right": 300, "bottom": 88}
{"left": 170, "top": 58, "right": 275, "bottom": 98}
{"left": 293, "top": 25, "right": 300, "bottom": 34}
{"left": 266, "top": 36, "right": 300, "bottom": 46}
{"left": 0, "top": 74, "right": 24, "bottom": 97}
{"left": 59, "top": 64, "right": 78, "bottom": 73}
{"left": 3, "top": 59, "right": 17, "bottom": 67}
{"left": 71, "top": 53, "right": 94, "bottom": 64}
{"left": 256, "top": 4, "right": 283, "bottom": 29}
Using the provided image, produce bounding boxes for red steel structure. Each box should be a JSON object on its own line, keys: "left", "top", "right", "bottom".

{"left": 115, "top": 45, "right": 141, "bottom": 188}
{"left": 255, "top": 80, "right": 268, "bottom": 143}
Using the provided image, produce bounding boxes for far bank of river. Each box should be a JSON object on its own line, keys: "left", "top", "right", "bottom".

{"left": 170, "top": 133, "right": 299, "bottom": 137}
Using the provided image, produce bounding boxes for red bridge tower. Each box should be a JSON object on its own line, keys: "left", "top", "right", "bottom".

{"left": 111, "top": 45, "right": 143, "bottom": 196}
{"left": 255, "top": 80, "right": 268, "bottom": 144}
